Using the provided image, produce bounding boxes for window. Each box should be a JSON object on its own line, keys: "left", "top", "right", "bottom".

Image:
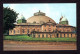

{"left": 45, "top": 29, "right": 46, "bottom": 32}
{"left": 49, "top": 30, "right": 50, "bottom": 32}
{"left": 60, "top": 34, "right": 62, "bottom": 38}
{"left": 67, "top": 34, "right": 69, "bottom": 37}
{"left": 42, "top": 34, "right": 44, "bottom": 38}
{"left": 38, "top": 34, "right": 40, "bottom": 38}
{"left": 14, "top": 30, "right": 15, "bottom": 34}
{"left": 22, "top": 29, "right": 25, "bottom": 33}
{"left": 11, "top": 30, "right": 12, "bottom": 33}
{"left": 53, "top": 25, "right": 54, "bottom": 27}
{"left": 46, "top": 34, "right": 48, "bottom": 38}
{"left": 49, "top": 25, "right": 51, "bottom": 27}
{"left": 53, "top": 30, "right": 54, "bottom": 32}
{"left": 50, "top": 34, "right": 52, "bottom": 38}
{"left": 27, "top": 29, "right": 29, "bottom": 33}
{"left": 45, "top": 25, "right": 46, "bottom": 27}
{"left": 33, "top": 34, "right": 35, "bottom": 38}
{"left": 57, "top": 33, "right": 58, "bottom": 38}
{"left": 18, "top": 30, "right": 19, "bottom": 33}
{"left": 33, "top": 29, "right": 35, "bottom": 31}
{"left": 71, "top": 34, "right": 72, "bottom": 37}
{"left": 64, "top": 34, "right": 65, "bottom": 37}
{"left": 37, "top": 29, "right": 39, "bottom": 32}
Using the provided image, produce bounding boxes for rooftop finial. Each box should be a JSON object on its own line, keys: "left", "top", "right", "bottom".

{"left": 61, "top": 13, "right": 63, "bottom": 18}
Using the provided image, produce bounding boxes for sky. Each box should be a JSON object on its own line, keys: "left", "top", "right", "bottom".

{"left": 3, "top": 3, "right": 76, "bottom": 27}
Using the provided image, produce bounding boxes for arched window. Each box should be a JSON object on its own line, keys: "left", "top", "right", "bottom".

{"left": 49, "top": 25, "right": 51, "bottom": 27}
{"left": 67, "top": 34, "right": 69, "bottom": 37}
{"left": 38, "top": 34, "right": 40, "bottom": 38}
{"left": 27, "top": 29, "right": 29, "bottom": 33}
{"left": 22, "top": 29, "right": 25, "bottom": 33}
{"left": 45, "top": 29, "right": 46, "bottom": 32}
{"left": 33, "top": 34, "right": 35, "bottom": 38}
{"left": 18, "top": 30, "right": 19, "bottom": 33}
{"left": 46, "top": 34, "right": 48, "bottom": 38}
{"left": 53, "top": 30, "right": 54, "bottom": 32}
{"left": 45, "top": 25, "right": 46, "bottom": 27}
{"left": 71, "top": 34, "right": 72, "bottom": 37}
{"left": 14, "top": 30, "right": 15, "bottom": 34}
{"left": 11, "top": 30, "right": 12, "bottom": 33}
{"left": 60, "top": 34, "right": 62, "bottom": 38}
{"left": 50, "top": 34, "right": 52, "bottom": 38}
{"left": 42, "top": 34, "right": 44, "bottom": 38}
{"left": 64, "top": 34, "right": 65, "bottom": 37}
{"left": 57, "top": 33, "right": 58, "bottom": 38}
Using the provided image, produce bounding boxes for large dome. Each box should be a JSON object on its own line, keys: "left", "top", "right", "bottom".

{"left": 27, "top": 10, "right": 56, "bottom": 24}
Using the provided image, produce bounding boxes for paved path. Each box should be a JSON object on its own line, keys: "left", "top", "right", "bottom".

{"left": 3, "top": 41, "right": 77, "bottom": 51}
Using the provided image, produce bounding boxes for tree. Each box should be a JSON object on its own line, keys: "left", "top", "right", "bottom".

{"left": 3, "top": 7, "right": 19, "bottom": 34}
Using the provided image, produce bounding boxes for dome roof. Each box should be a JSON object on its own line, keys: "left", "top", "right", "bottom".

{"left": 27, "top": 16, "right": 56, "bottom": 23}
{"left": 21, "top": 15, "right": 25, "bottom": 19}
{"left": 27, "top": 10, "right": 56, "bottom": 24}
{"left": 61, "top": 17, "right": 68, "bottom": 21}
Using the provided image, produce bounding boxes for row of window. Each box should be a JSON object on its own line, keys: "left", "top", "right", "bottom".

{"left": 44, "top": 29, "right": 72, "bottom": 32}
{"left": 12, "top": 29, "right": 40, "bottom": 34}
{"left": 12, "top": 30, "right": 29, "bottom": 34}
{"left": 33, "top": 34, "right": 73, "bottom": 38}
{"left": 11, "top": 29, "right": 73, "bottom": 34}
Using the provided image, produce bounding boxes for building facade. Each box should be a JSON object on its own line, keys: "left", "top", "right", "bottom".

{"left": 9, "top": 10, "right": 76, "bottom": 38}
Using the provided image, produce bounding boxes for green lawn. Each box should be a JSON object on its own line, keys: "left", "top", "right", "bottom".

{"left": 3, "top": 35, "right": 76, "bottom": 42}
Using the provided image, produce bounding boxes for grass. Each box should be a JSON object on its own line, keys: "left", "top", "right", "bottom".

{"left": 3, "top": 35, "right": 76, "bottom": 42}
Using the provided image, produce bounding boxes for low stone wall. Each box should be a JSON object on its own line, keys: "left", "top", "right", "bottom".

{"left": 4, "top": 40, "right": 76, "bottom": 45}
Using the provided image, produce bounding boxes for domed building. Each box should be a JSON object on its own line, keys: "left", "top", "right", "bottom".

{"left": 59, "top": 16, "right": 68, "bottom": 25}
{"left": 9, "top": 10, "right": 76, "bottom": 38}
{"left": 17, "top": 15, "right": 26, "bottom": 24}
{"left": 27, "top": 10, "right": 56, "bottom": 24}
